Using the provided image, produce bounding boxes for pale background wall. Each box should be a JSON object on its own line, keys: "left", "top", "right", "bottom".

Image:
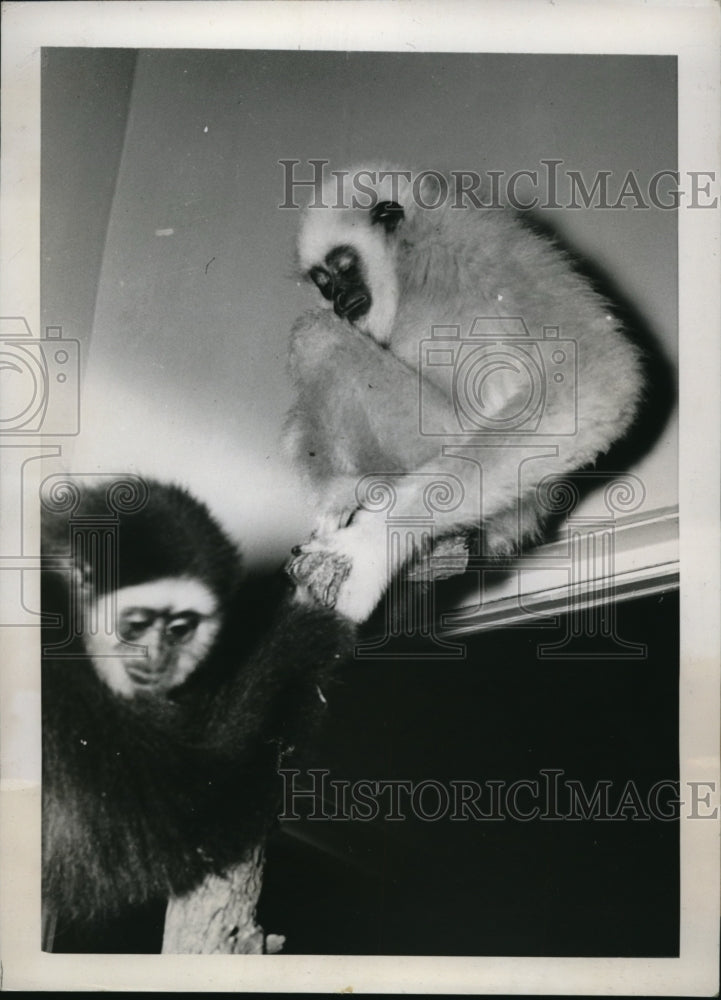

{"left": 41, "top": 49, "right": 677, "bottom": 570}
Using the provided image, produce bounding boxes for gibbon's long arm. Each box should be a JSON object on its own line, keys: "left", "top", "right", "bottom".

{"left": 290, "top": 428, "right": 605, "bottom": 622}
{"left": 287, "top": 308, "right": 451, "bottom": 483}
{"left": 287, "top": 308, "right": 643, "bottom": 620}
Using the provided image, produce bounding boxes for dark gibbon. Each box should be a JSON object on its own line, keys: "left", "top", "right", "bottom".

{"left": 286, "top": 165, "right": 646, "bottom": 622}
{"left": 41, "top": 477, "right": 355, "bottom": 948}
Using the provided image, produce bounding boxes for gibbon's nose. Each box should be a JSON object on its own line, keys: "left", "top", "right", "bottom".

{"left": 123, "top": 625, "right": 167, "bottom": 684}
{"left": 334, "top": 290, "right": 370, "bottom": 322}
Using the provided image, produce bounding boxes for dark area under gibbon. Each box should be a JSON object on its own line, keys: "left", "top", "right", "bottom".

{"left": 260, "top": 587, "right": 680, "bottom": 958}
{"left": 51, "top": 588, "right": 678, "bottom": 956}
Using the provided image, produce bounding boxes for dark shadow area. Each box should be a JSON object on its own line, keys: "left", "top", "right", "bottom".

{"left": 259, "top": 589, "right": 680, "bottom": 956}
{"left": 50, "top": 900, "right": 166, "bottom": 954}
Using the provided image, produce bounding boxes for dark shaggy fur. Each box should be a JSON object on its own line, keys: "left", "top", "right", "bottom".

{"left": 41, "top": 480, "right": 243, "bottom": 601}
{"left": 41, "top": 480, "right": 355, "bottom": 931}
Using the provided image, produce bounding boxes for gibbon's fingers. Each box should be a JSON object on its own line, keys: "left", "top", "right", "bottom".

{"left": 286, "top": 549, "right": 352, "bottom": 610}
{"left": 307, "top": 521, "right": 391, "bottom": 623}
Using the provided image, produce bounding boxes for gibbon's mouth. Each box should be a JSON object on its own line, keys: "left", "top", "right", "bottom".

{"left": 124, "top": 663, "right": 165, "bottom": 687}
{"left": 334, "top": 293, "right": 370, "bottom": 323}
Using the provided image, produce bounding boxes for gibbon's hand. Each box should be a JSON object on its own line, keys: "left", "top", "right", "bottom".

{"left": 288, "top": 308, "right": 349, "bottom": 374}
{"left": 288, "top": 516, "right": 387, "bottom": 623}
{"left": 287, "top": 546, "right": 353, "bottom": 612}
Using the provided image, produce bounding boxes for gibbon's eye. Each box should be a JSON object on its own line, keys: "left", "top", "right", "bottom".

{"left": 335, "top": 254, "right": 354, "bottom": 274}
{"left": 309, "top": 266, "right": 331, "bottom": 290}
{"left": 369, "top": 200, "right": 405, "bottom": 234}
{"left": 164, "top": 611, "right": 201, "bottom": 645}
{"left": 326, "top": 245, "right": 359, "bottom": 277}
{"left": 118, "top": 608, "right": 157, "bottom": 642}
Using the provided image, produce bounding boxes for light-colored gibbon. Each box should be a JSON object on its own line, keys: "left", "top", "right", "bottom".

{"left": 286, "top": 166, "right": 646, "bottom": 623}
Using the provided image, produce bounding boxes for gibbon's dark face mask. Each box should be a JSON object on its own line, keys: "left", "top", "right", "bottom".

{"left": 308, "top": 200, "right": 405, "bottom": 325}
{"left": 310, "top": 245, "right": 371, "bottom": 324}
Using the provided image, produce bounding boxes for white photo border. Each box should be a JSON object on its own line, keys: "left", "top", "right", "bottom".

{"left": 1, "top": 1, "right": 719, "bottom": 993}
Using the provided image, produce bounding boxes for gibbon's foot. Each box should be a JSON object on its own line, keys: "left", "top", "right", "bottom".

{"left": 287, "top": 548, "right": 352, "bottom": 611}
{"left": 404, "top": 534, "right": 470, "bottom": 583}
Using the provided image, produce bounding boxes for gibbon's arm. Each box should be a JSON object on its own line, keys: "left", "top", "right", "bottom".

{"left": 287, "top": 304, "right": 630, "bottom": 621}
{"left": 288, "top": 308, "right": 454, "bottom": 475}
{"left": 201, "top": 596, "right": 356, "bottom": 754}
{"left": 42, "top": 593, "right": 355, "bottom": 926}
{"left": 289, "top": 392, "right": 639, "bottom": 625}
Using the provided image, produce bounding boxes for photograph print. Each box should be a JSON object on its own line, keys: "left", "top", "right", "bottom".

{"left": 1, "top": 2, "right": 719, "bottom": 995}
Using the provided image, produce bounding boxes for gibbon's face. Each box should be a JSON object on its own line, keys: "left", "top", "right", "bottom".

{"left": 299, "top": 200, "right": 405, "bottom": 345}
{"left": 83, "top": 577, "right": 221, "bottom": 698}
{"left": 309, "top": 245, "right": 370, "bottom": 325}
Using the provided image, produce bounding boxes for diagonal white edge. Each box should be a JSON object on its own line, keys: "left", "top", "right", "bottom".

{"left": 443, "top": 506, "right": 679, "bottom": 635}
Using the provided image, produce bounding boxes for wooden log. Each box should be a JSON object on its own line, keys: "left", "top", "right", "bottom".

{"left": 161, "top": 846, "right": 283, "bottom": 954}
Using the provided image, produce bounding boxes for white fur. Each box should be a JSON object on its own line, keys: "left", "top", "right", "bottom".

{"left": 85, "top": 577, "right": 220, "bottom": 698}
{"left": 289, "top": 165, "right": 646, "bottom": 623}
{"left": 298, "top": 517, "right": 389, "bottom": 622}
